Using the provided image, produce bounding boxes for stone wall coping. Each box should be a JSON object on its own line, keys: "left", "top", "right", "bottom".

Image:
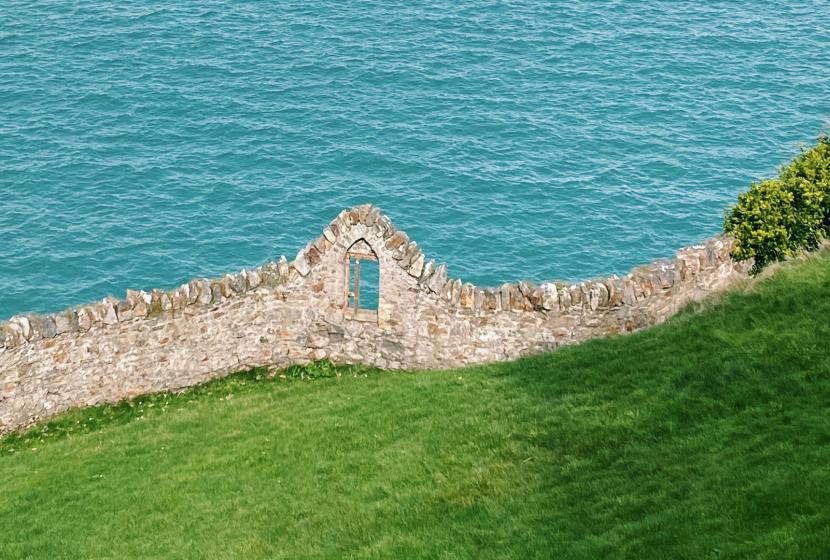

{"left": 0, "top": 204, "right": 747, "bottom": 351}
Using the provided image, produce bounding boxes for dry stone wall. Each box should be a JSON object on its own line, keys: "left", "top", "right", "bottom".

{"left": 0, "top": 204, "right": 752, "bottom": 433}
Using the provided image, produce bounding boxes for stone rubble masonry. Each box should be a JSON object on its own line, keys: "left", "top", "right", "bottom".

{"left": 0, "top": 204, "right": 753, "bottom": 434}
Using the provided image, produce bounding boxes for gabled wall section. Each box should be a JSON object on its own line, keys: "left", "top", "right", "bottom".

{"left": 0, "top": 205, "right": 752, "bottom": 433}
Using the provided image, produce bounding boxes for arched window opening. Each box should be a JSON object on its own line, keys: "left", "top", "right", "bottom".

{"left": 345, "top": 239, "right": 379, "bottom": 322}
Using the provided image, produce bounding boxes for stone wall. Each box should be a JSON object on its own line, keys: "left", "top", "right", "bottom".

{"left": 0, "top": 205, "right": 752, "bottom": 433}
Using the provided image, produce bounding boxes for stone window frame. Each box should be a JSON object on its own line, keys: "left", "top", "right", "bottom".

{"left": 344, "top": 238, "right": 379, "bottom": 323}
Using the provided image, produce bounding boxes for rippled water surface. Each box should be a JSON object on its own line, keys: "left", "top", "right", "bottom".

{"left": 1, "top": 1, "right": 828, "bottom": 318}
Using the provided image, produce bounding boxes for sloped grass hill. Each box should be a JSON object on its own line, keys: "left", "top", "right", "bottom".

{"left": 1, "top": 251, "right": 829, "bottom": 559}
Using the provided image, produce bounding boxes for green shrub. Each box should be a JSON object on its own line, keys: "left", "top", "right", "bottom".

{"left": 725, "top": 135, "right": 830, "bottom": 273}
{"left": 780, "top": 134, "right": 830, "bottom": 229}
{"left": 284, "top": 359, "right": 339, "bottom": 380}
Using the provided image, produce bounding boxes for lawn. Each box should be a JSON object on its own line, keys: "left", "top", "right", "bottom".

{"left": 1, "top": 251, "right": 829, "bottom": 559}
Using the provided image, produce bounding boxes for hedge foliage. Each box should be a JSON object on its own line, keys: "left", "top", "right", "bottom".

{"left": 725, "top": 135, "right": 830, "bottom": 273}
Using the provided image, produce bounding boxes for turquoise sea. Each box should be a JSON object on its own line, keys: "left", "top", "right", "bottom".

{"left": 1, "top": 1, "right": 828, "bottom": 319}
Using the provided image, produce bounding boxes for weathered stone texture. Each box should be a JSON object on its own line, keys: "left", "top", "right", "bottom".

{"left": 0, "top": 205, "right": 752, "bottom": 434}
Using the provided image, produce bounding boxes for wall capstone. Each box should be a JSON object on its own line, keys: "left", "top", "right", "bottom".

{"left": 0, "top": 205, "right": 752, "bottom": 434}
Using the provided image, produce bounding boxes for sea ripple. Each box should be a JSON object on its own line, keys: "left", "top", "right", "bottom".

{"left": 0, "top": 0, "right": 828, "bottom": 318}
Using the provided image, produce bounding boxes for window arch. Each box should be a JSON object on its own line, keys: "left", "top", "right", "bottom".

{"left": 344, "top": 238, "right": 379, "bottom": 322}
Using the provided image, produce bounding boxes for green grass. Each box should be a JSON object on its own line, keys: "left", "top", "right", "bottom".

{"left": 2, "top": 252, "right": 830, "bottom": 559}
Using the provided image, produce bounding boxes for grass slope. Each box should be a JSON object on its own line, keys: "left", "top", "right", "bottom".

{"left": 1, "top": 252, "right": 829, "bottom": 559}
